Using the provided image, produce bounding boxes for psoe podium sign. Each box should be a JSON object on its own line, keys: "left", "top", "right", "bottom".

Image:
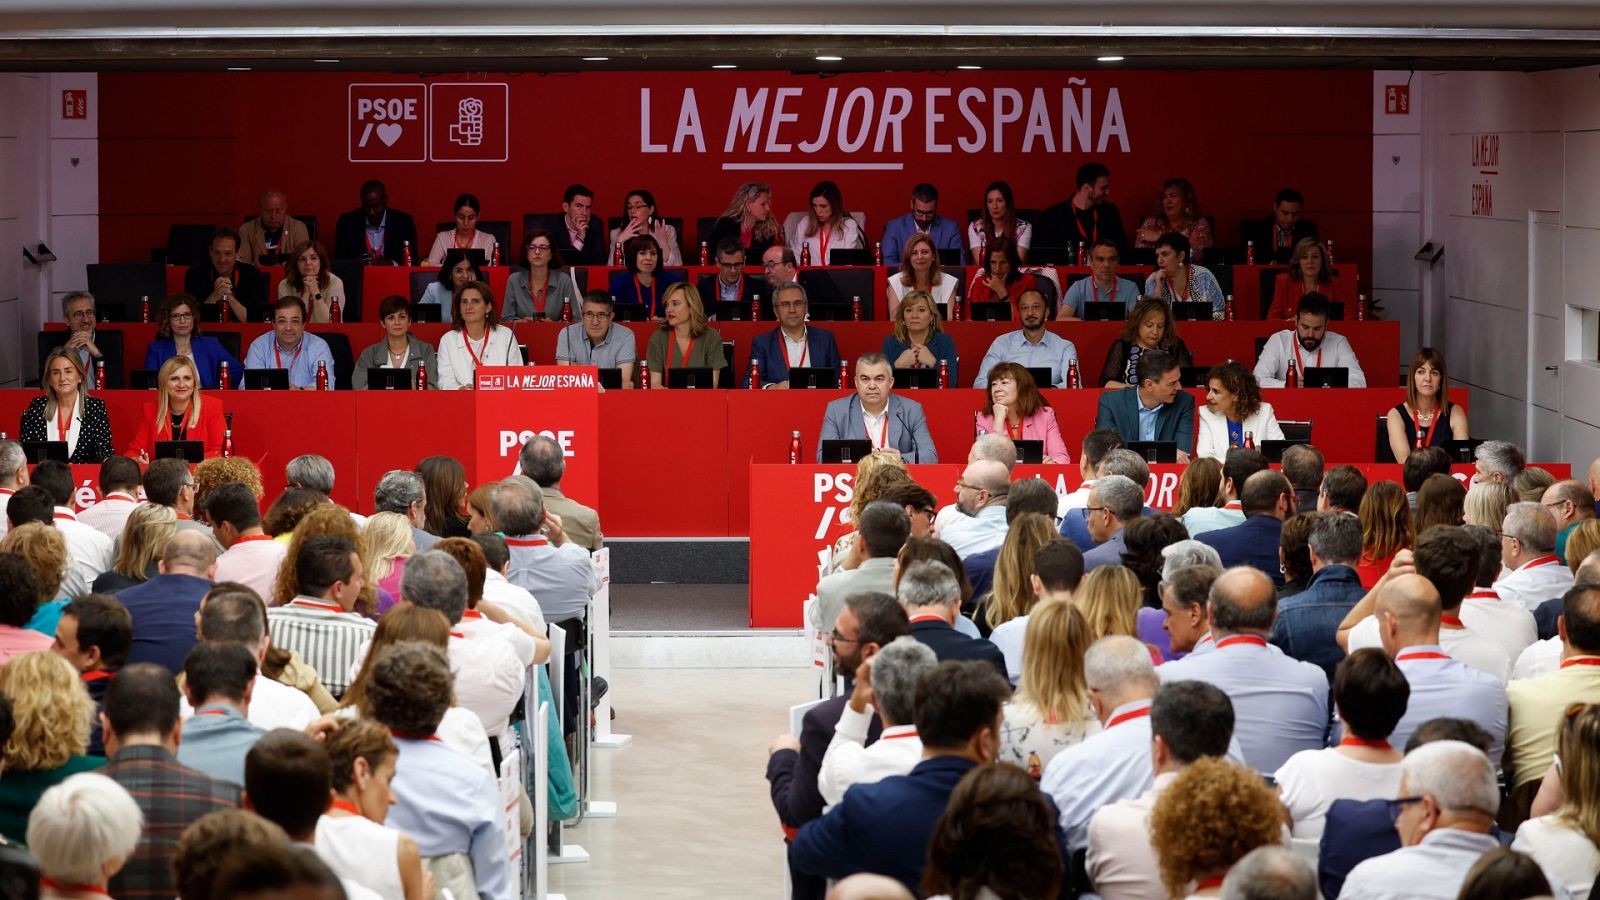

{"left": 474, "top": 366, "right": 599, "bottom": 509}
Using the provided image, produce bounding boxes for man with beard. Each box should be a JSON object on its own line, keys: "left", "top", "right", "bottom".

{"left": 971, "top": 290, "right": 1079, "bottom": 387}
{"left": 1254, "top": 292, "right": 1368, "bottom": 387}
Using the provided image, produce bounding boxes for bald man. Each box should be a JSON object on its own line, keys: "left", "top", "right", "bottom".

{"left": 933, "top": 434, "right": 1018, "bottom": 535}
{"left": 1195, "top": 470, "right": 1296, "bottom": 588}
{"left": 114, "top": 529, "right": 218, "bottom": 675}
{"left": 1376, "top": 573, "right": 1506, "bottom": 764}
{"left": 1543, "top": 479, "right": 1596, "bottom": 564}
{"left": 939, "top": 459, "right": 1011, "bottom": 559}
{"left": 1156, "top": 566, "right": 1329, "bottom": 773}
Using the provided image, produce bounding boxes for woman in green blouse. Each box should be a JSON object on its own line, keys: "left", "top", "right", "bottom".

{"left": 646, "top": 283, "right": 727, "bottom": 389}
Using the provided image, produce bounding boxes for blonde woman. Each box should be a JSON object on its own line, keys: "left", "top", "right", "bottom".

{"left": 364, "top": 512, "right": 416, "bottom": 611}
{"left": 1074, "top": 565, "right": 1143, "bottom": 641}
{"left": 92, "top": 504, "right": 177, "bottom": 593}
{"left": 1, "top": 524, "right": 71, "bottom": 634}
{"left": 0, "top": 652, "right": 101, "bottom": 840}
{"left": 999, "top": 600, "right": 1100, "bottom": 776}
{"left": 123, "top": 355, "right": 226, "bottom": 462}
{"left": 1513, "top": 703, "right": 1600, "bottom": 897}
{"left": 981, "top": 513, "right": 1061, "bottom": 634}
{"left": 882, "top": 290, "right": 959, "bottom": 385}
{"left": 645, "top": 283, "right": 726, "bottom": 389}
{"left": 708, "top": 182, "right": 783, "bottom": 257}
{"left": 18, "top": 347, "right": 114, "bottom": 463}
{"left": 827, "top": 453, "right": 909, "bottom": 575}
{"left": 1465, "top": 479, "right": 1515, "bottom": 531}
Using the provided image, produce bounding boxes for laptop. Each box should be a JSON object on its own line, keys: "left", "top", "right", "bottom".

{"left": 1171, "top": 302, "right": 1215, "bottom": 321}
{"left": 20, "top": 441, "right": 68, "bottom": 464}
{"left": 1303, "top": 367, "right": 1350, "bottom": 389}
{"left": 1443, "top": 439, "right": 1485, "bottom": 464}
{"left": 1011, "top": 439, "right": 1045, "bottom": 464}
{"left": 612, "top": 304, "right": 650, "bottom": 322}
{"left": 786, "top": 367, "right": 840, "bottom": 390}
{"left": 819, "top": 440, "right": 875, "bottom": 464}
{"left": 1125, "top": 441, "right": 1179, "bottom": 463}
{"left": 1023, "top": 366, "right": 1054, "bottom": 388}
{"left": 242, "top": 369, "right": 291, "bottom": 391}
{"left": 892, "top": 367, "right": 939, "bottom": 389}
{"left": 827, "top": 249, "right": 872, "bottom": 266}
{"left": 365, "top": 368, "right": 414, "bottom": 390}
{"left": 1180, "top": 366, "right": 1211, "bottom": 388}
{"left": 968, "top": 302, "right": 1012, "bottom": 322}
{"left": 597, "top": 368, "right": 624, "bottom": 390}
{"left": 1081, "top": 302, "right": 1126, "bottom": 322}
{"left": 154, "top": 440, "right": 206, "bottom": 461}
{"left": 665, "top": 367, "right": 717, "bottom": 390}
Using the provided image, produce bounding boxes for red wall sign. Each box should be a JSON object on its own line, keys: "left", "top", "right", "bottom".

{"left": 349, "top": 83, "right": 428, "bottom": 163}
{"left": 1384, "top": 84, "right": 1410, "bottom": 116}
{"left": 473, "top": 365, "right": 600, "bottom": 509}
{"left": 61, "top": 89, "right": 87, "bottom": 120}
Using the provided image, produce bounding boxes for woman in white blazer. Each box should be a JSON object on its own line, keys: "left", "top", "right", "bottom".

{"left": 1196, "top": 361, "right": 1284, "bottom": 461}
{"left": 784, "top": 180, "right": 865, "bottom": 264}
{"left": 436, "top": 280, "right": 521, "bottom": 390}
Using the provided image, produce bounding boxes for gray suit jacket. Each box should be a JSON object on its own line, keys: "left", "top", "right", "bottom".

{"left": 1081, "top": 528, "right": 1128, "bottom": 571}
{"left": 352, "top": 336, "right": 440, "bottom": 389}
{"left": 543, "top": 487, "right": 602, "bottom": 552}
{"left": 813, "top": 557, "right": 899, "bottom": 634}
{"left": 817, "top": 394, "right": 938, "bottom": 464}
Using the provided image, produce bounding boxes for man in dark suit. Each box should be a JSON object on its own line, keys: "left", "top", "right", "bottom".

{"left": 768, "top": 592, "right": 909, "bottom": 900}
{"left": 114, "top": 530, "right": 216, "bottom": 675}
{"left": 896, "top": 560, "right": 1005, "bottom": 677}
{"left": 183, "top": 228, "right": 269, "bottom": 323}
{"left": 1094, "top": 349, "right": 1196, "bottom": 463}
{"left": 697, "top": 237, "right": 765, "bottom": 317}
{"left": 1240, "top": 188, "right": 1320, "bottom": 265}
{"left": 746, "top": 281, "right": 842, "bottom": 388}
{"left": 333, "top": 179, "right": 419, "bottom": 265}
{"left": 789, "top": 659, "right": 1013, "bottom": 894}
{"left": 762, "top": 245, "right": 843, "bottom": 307}
{"left": 1038, "top": 160, "right": 1127, "bottom": 252}
{"left": 550, "top": 184, "right": 607, "bottom": 265}
{"left": 45, "top": 291, "right": 125, "bottom": 388}
{"left": 1197, "top": 470, "right": 1296, "bottom": 588}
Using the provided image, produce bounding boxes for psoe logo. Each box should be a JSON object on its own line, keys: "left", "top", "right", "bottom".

{"left": 348, "top": 84, "right": 427, "bottom": 163}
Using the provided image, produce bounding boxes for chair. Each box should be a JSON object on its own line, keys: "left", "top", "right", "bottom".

{"left": 1255, "top": 337, "right": 1269, "bottom": 362}
{"left": 1258, "top": 267, "right": 1289, "bottom": 318}
{"left": 945, "top": 266, "right": 968, "bottom": 299}
{"left": 1033, "top": 277, "right": 1059, "bottom": 316}
{"left": 696, "top": 216, "right": 720, "bottom": 250}
{"left": 1208, "top": 258, "right": 1233, "bottom": 295}
{"left": 434, "top": 220, "right": 513, "bottom": 257}
{"left": 814, "top": 268, "right": 877, "bottom": 318}
{"left": 568, "top": 268, "right": 589, "bottom": 293}
{"left": 86, "top": 263, "right": 166, "bottom": 322}
{"left": 213, "top": 331, "right": 242, "bottom": 361}
{"left": 410, "top": 271, "right": 438, "bottom": 304}
{"left": 320, "top": 331, "right": 355, "bottom": 390}
{"left": 722, "top": 341, "right": 735, "bottom": 387}
{"left": 522, "top": 212, "right": 562, "bottom": 250}
{"left": 165, "top": 224, "right": 218, "bottom": 268}
{"left": 330, "top": 259, "right": 365, "bottom": 321}
{"left": 1374, "top": 416, "right": 1397, "bottom": 464}
{"left": 1279, "top": 420, "right": 1313, "bottom": 443}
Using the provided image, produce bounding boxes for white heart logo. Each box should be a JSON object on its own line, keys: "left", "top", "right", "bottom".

{"left": 376, "top": 123, "right": 403, "bottom": 147}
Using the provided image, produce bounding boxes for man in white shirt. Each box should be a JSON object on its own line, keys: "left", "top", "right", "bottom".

{"left": 1460, "top": 524, "right": 1538, "bottom": 665}
{"left": 934, "top": 434, "right": 1017, "bottom": 535}
{"left": 1181, "top": 448, "right": 1268, "bottom": 538}
{"left": 190, "top": 586, "right": 319, "bottom": 731}
{"left": 1059, "top": 429, "right": 1123, "bottom": 517}
{"left": 1086, "top": 680, "right": 1238, "bottom": 900}
{"left": 938, "top": 459, "right": 1010, "bottom": 559}
{"left": 1341, "top": 741, "right": 1537, "bottom": 900}
{"left": 1495, "top": 501, "right": 1574, "bottom": 612}
{"left": 32, "top": 460, "right": 113, "bottom": 597}
{"left": 472, "top": 533, "right": 545, "bottom": 631}
{"left": 207, "top": 482, "right": 288, "bottom": 602}
{"left": 971, "top": 291, "right": 1079, "bottom": 388}
{"left": 78, "top": 456, "right": 142, "bottom": 541}
{"left": 991, "top": 541, "right": 1085, "bottom": 683}
{"left": 1253, "top": 292, "right": 1367, "bottom": 388}
{"left": 818, "top": 636, "right": 936, "bottom": 808}
{"left": 0, "top": 440, "right": 28, "bottom": 541}
{"left": 814, "top": 502, "right": 909, "bottom": 635}
{"left": 494, "top": 476, "right": 598, "bottom": 627}
{"left": 430, "top": 536, "right": 548, "bottom": 667}
{"left": 1472, "top": 439, "right": 1525, "bottom": 485}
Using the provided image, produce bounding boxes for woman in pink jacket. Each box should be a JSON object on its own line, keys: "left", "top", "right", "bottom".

{"left": 973, "top": 362, "right": 1071, "bottom": 464}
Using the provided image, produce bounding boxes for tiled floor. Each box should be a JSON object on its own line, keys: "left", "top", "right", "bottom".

{"left": 548, "top": 665, "right": 817, "bottom": 899}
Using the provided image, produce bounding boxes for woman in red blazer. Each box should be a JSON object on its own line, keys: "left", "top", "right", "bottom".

{"left": 1269, "top": 237, "right": 1344, "bottom": 319}
{"left": 125, "top": 356, "right": 227, "bottom": 462}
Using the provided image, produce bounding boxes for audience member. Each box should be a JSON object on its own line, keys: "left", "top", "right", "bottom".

{"left": 50, "top": 593, "right": 131, "bottom": 755}
{"left": 1149, "top": 756, "right": 1285, "bottom": 896}
{"left": 1319, "top": 463, "right": 1368, "bottom": 514}
{"left": 1357, "top": 481, "right": 1414, "bottom": 589}
{"left": 1197, "top": 471, "right": 1296, "bottom": 587}
{"left": 1173, "top": 457, "right": 1224, "bottom": 520}
{"left": 1060, "top": 449, "right": 1157, "bottom": 553}
{"left": 0, "top": 651, "right": 99, "bottom": 841}
{"left": 1255, "top": 292, "right": 1368, "bottom": 387}
{"left": 1082, "top": 475, "right": 1144, "bottom": 571}
{"left": 1282, "top": 443, "right": 1327, "bottom": 514}
{"left": 519, "top": 435, "right": 603, "bottom": 551}
{"left": 1510, "top": 702, "right": 1600, "bottom": 898}
{"left": 815, "top": 502, "right": 910, "bottom": 635}
{"left": 1124, "top": 518, "right": 1193, "bottom": 639}
{"left": 26, "top": 773, "right": 142, "bottom": 900}
{"left": 47, "top": 291, "right": 126, "bottom": 389}
{"left": 1075, "top": 566, "right": 1145, "bottom": 650}
{"left": 1061, "top": 428, "right": 1126, "bottom": 513}
{"left": 1464, "top": 478, "right": 1515, "bottom": 531}
{"left": 1040, "top": 161, "right": 1127, "bottom": 250}
{"left": 471, "top": 533, "right": 545, "bottom": 629}
{"left": 1221, "top": 846, "right": 1319, "bottom": 900}
{"left": 1160, "top": 561, "right": 1223, "bottom": 656}
{"left": 267, "top": 534, "right": 377, "bottom": 698}
{"left": 213, "top": 843, "right": 353, "bottom": 900}
{"left": 1414, "top": 472, "right": 1467, "bottom": 533}
{"left": 1508, "top": 584, "right": 1600, "bottom": 819}
{"left": 177, "top": 641, "right": 264, "bottom": 786}
{"left": 318, "top": 718, "right": 436, "bottom": 900}
{"left": 208, "top": 481, "right": 288, "bottom": 600}
{"left": 1184, "top": 448, "right": 1269, "bottom": 537}
{"left": 1, "top": 523, "right": 69, "bottom": 633}
{"left": 1459, "top": 848, "right": 1559, "bottom": 900}
{"left": 964, "top": 478, "right": 1058, "bottom": 600}
{"left": 897, "top": 561, "right": 1006, "bottom": 675}
{"left": 1516, "top": 466, "right": 1558, "bottom": 503}
{"left": 173, "top": 808, "right": 291, "bottom": 900}
{"left": 1474, "top": 439, "right": 1527, "bottom": 485}
{"left": 29, "top": 460, "right": 114, "bottom": 598}
{"left": 431, "top": 537, "right": 546, "bottom": 664}
{"left": 819, "top": 636, "right": 937, "bottom": 807}
{"left": 141, "top": 457, "right": 219, "bottom": 546}
{"left": 94, "top": 503, "right": 176, "bottom": 593}
{"left": 938, "top": 459, "right": 1011, "bottom": 559}
{"left": 990, "top": 539, "right": 1085, "bottom": 681}
{"left": 1000, "top": 600, "right": 1097, "bottom": 774}
{"left": 373, "top": 469, "right": 435, "bottom": 552}
{"left": 1272, "top": 511, "right": 1367, "bottom": 680}
{"left": 1460, "top": 524, "right": 1540, "bottom": 663}
{"left": 921, "top": 764, "right": 1065, "bottom": 900}
{"left": 195, "top": 586, "right": 321, "bottom": 730}
{"left": 0, "top": 439, "right": 28, "bottom": 538}
{"left": 0, "top": 553, "right": 52, "bottom": 664}
{"left": 107, "top": 528, "right": 214, "bottom": 674}
{"left": 77, "top": 456, "right": 141, "bottom": 540}
{"left": 334, "top": 180, "right": 418, "bottom": 265}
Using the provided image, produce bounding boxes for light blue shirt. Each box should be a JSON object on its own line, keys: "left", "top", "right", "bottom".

{"left": 938, "top": 504, "right": 1009, "bottom": 559}
{"left": 505, "top": 536, "right": 600, "bottom": 623}
{"left": 555, "top": 322, "right": 638, "bottom": 368}
{"left": 242, "top": 331, "right": 336, "bottom": 389}
{"left": 1137, "top": 396, "right": 1162, "bottom": 442}
{"left": 1041, "top": 700, "right": 1154, "bottom": 851}
{"left": 387, "top": 735, "right": 512, "bottom": 900}
{"left": 176, "top": 703, "right": 264, "bottom": 787}
{"left": 972, "top": 330, "right": 1079, "bottom": 388}
{"left": 1061, "top": 277, "right": 1142, "bottom": 318}
{"left": 1180, "top": 505, "right": 1246, "bottom": 537}
{"left": 1157, "top": 634, "right": 1330, "bottom": 773}
{"left": 1341, "top": 829, "right": 1536, "bottom": 900}
{"left": 419, "top": 281, "right": 457, "bottom": 321}
{"left": 363, "top": 211, "right": 387, "bottom": 257}
{"left": 1389, "top": 645, "right": 1508, "bottom": 766}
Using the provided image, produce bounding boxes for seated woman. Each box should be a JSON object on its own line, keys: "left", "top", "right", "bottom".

{"left": 973, "top": 363, "right": 1070, "bottom": 464}
{"left": 1357, "top": 481, "right": 1413, "bottom": 589}
{"left": 1196, "top": 361, "right": 1285, "bottom": 461}
{"left": 277, "top": 240, "right": 347, "bottom": 323}
{"left": 645, "top": 283, "right": 726, "bottom": 388}
{"left": 1270, "top": 237, "right": 1344, "bottom": 320}
{"left": 1387, "top": 348, "right": 1469, "bottom": 463}
{"left": 19, "top": 348, "right": 113, "bottom": 464}
{"left": 92, "top": 504, "right": 175, "bottom": 593}
{"left": 0, "top": 652, "right": 102, "bottom": 841}
{"left": 608, "top": 234, "right": 685, "bottom": 319}
{"left": 317, "top": 718, "right": 436, "bottom": 900}
{"left": 1144, "top": 232, "right": 1225, "bottom": 316}
{"left": 124, "top": 356, "right": 225, "bottom": 462}
{"left": 143, "top": 293, "right": 243, "bottom": 389}
{"left": 966, "top": 180, "right": 1032, "bottom": 264}
{"left": 706, "top": 182, "right": 783, "bottom": 258}
{"left": 1275, "top": 649, "right": 1407, "bottom": 839}
{"left": 352, "top": 295, "right": 439, "bottom": 390}
{"left": 966, "top": 237, "right": 1037, "bottom": 316}
{"left": 785, "top": 180, "right": 864, "bottom": 264}
{"left": 436, "top": 281, "right": 519, "bottom": 390}
{"left": 609, "top": 189, "right": 684, "bottom": 267}
{"left": 1511, "top": 703, "right": 1600, "bottom": 898}
{"left": 1134, "top": 177, "right": 1214, "bottom": 260}
{"left": 503, "top": 228, "right": 582, "bottom": 323}
{"left": 419, "top": 252, "right": 483, "bottom": 323}
{"left": 425, "top": 192, "right": 497, "bottom": 266}
{"left": 1098, "top": 297, "right": 1193, "bottom": 388}
{"left": 999, "top": 599, "right": 1099, "bottom": 774}
{"left": 881, "top": 289, "right": 959, "bottom": 386}
{"left": 2, "top": 524, "right": 69, "bottom": 633}
{"left": 886, "top": 232, "right": 959, "bottom": 316}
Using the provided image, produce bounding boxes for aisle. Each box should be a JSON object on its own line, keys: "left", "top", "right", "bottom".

{"left": 550, "top": 665, "right": 816, "bottom": 899}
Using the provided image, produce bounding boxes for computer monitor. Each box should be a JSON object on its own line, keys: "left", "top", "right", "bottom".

{"left": 892, "top": 368, "right": 938, "bottom": 389}
{"left": 131, "top": 369, "right": 161, "bottom": 390}
{"left": 596, "top": 368, "right": 624, "bottom": 390}
{"left": 786, "top": 368, "right": 840, "bottom": 390}
{"left": 1179, "top": 367, "right": 1210, "bottom": 388}
{"left": 827, "top": 248, "right": 873, "bottom": 266}
{"left": 819, "top": 440, "right": 875, "bottom": 463}
{"left": 1011, "top": 439, "right": 1045, "bottom": 464}
{"left": 155, "top": 440, "right": 206, "bottom": 462}
{"left": 665, "top": 367, "right": 717, "bottom": 390}
{"left": 20, "top": 441, "right": 68, "bottom": 464}
{"left": 1081, "top": 302, "right": 1125, "bottom": 322}
{"left": 1303, "top": 367, "right": 1350, "bottom": 389}
{"left": 411, "top": 303, "right": 444, "bottom": 323}
{"left": 1023, "top": 367, "right": 1054, "bottom": 388}
{"left": 1126, "top": 441, "right": 1179, "bottom": 463}
{"left": 242, "top": 369, "right": 291, "bottom": 391}
{"left": 365, "top": 368, "right": 414, "bottom": 390}
{"left": 1171, "top": 302, "right": 1215, "bottom": 321}
{"left": 1443, "top": 439, "right": 1485, "bottom": 464}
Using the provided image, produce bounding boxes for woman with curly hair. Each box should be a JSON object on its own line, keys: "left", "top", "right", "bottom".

{"left": 979, "top": 513, "right": 1060, "bottom": 635}
{"left": 191, "top": 456, "right": 264, "bottom": 524}
{"left": 1150, "top": 756, "right": 1285, "bottom": 898}
{"left": 1357, "top": 481, "right": 1414, "bottom": 589}
{"left": 92, "top": 503, "right": 177, "bottom": 593}
{"left": 0, "top": 652, "right": 101, "bottom": 839}
{"left": 271, "top": 504, "right": 386, "bottom": 616}
{"left": 1, "top": 524, "right": 70, "bottom": 634}
{"left": 921, "top": 764, "right": 1063, "bottom": 900}
{"left": 999, "top": 600, "right": 1099, "bottom": 775}
{"left": 1195, "top": 361, "right": 1284, "bottom": 462}
{"left": 263, "top": 488, "right": 328, "bottom": 541}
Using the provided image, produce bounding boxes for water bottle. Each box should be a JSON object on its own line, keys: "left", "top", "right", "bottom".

{"left": 140, "top": 295, "right": 150, "bottom": 323}
{"left": 838, "top": 360, "right": 848, "bottom": 386}
{"left": 491, "top": 244, "right": 500, "bottom": 267}
{"left": 1067, "top": 359, "right": 1082, "bottom": 389}
{"left": 222, "top": 427, "right": 234, "bottom": 458}
{"left": 560, "top": 301, "right": 572, "bottom": 323}
{"left": 316, "top": 360, "right": 329, "bottom": 391}
{"left": 329, "top": 296, "right": 341, "bottom": 323}
{"left": 699, "top": 242, "right": 709, "bottom": 266}
{"left": 1077, "top": 241, "right": 1086, "bottom": 265}
{"left": 94, "top": 360, "right": 105, "bottom": 390}
{"left": 613, "top": 242, "right": 623, "bottom": 266}
{"left": 937, "top": 359, "right": 949, "bottom": 389}
{"left": 416, "top": 360, "right": 428, "bottom": 390}
{"left": 639, "top": 364, "right": 651, "bottom": 390}
{"left": 219, "top": 291, "right": 230, "bottom": 323}
{"left": 749, "top": 357, "right": 760, "bottom": 389}
{"left": 1286, "top": 358, "right": 1300, "bottom": 389}
{"left": 1356, "top": 294, "right": 1368, "bottom": 322}
{"left": 789, "top": 430, "right": 802, "bottom": 464}
{"left": 219, "top": 361, "right": 231, "bottom": 390}
{"left": 751, "top": 294, "right": 760, "bottom": 322}
{"left": 950, "top": 293, "right": 963, "bottom": 322}
{"left": 1245, "top": 241, "right": 1255, "bottom": 265}
{"left": 1325, "top": 240, "right": 1335, "bottom": 265}
{"left": 1225, "top": 295, "right": 1235, "bottom": 321}
{"left": 873, "top": 242, "right": 883, "bottom": 266}
{"left": 1244, "top": 431, "right": 1255, "bottom": 449}
{"left": 851, "top": 296, "right": 862, "bottom": 322}
{"left": 402, "top": 241, "right": 412, "bottom": 266}
{"left": 801, "top": 243, "right": 812, "bottom": 267}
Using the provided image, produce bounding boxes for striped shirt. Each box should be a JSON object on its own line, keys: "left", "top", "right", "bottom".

{"left": 267, "top": 597, "right": 376, "bottom": 699}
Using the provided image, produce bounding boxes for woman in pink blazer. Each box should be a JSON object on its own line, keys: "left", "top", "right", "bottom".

{"left": 973, "top": 362, "right": 1071, "bottom": 464}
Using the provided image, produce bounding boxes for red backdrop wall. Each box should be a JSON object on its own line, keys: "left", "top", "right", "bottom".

{"left": 97, "top": 70, "right": 1373, "bottom": 270}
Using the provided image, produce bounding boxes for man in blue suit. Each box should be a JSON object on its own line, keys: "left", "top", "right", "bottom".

{"left": 744, "top": 281, "right": 841, "bottom": 389}
{"left": 817, "top": 353, "right": 938, "bottom": 463}
{"left": 114, "top": 529, "right": 216, "bottom": 675}
{"left": 1196, "top": 470, "right": 1296, "bottom": 588}
{"left": 789, "top": 659, "right": 1013, "bottom": 893}
{"left": 1093, "top": 349, "right": 1195, "bottom": 463}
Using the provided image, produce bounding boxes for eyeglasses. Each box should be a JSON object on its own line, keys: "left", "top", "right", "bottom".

{"left": 67, "top": 309, "right": 96, "bottom": 321}
{"left": 828, "top": 630, "right": 860, "bottom": 646}
{"left": 1544, "top": 500, "right": 1572, "bottom": 511}
{"left": 527, "top": 244, "right": 552, "bottom": 253}
{"left": 1385, "top": 796, "right": 1424, "bottom": 823}
{"left": 761, "top": 260, "right": 782, "bottom": 270}
{"left": 1084, "top": 505, "right": 1107, "bottom": 514}
{"left": 581, "top": 311, "right": 612, "bottom": 321}
{"left": 954, "top": 481, "right": 983, "bottom": 493}
{"left": 626, "top": 202, "right": 651, "bottom": 212}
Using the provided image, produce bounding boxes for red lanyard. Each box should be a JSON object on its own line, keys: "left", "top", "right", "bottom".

{"left": 1076, "top": 207, "right": 1097, "bottom": 244}
{"left": 80, "top": 669, "right": 114, "bottom": 683}
{"left": 454, "top": 230, "right": 474, "bottom": 249}
{"left": 636, "top": 277, "right": 657, "bottom": 316}
{"left": 819, "top": 226, "right": 832, "bottom": 265}
{"left": 462, "top": 609, "right": 484, "bottom": 620}
{"left": 40, "top": 879, "right": 110, "bottom": 897}
{"left": 785, "top": 331, "right": 809, "bottom": 368}
{"left": 666, "top": 334, "right": 696, "bottom": 373}
{"left": 866, "top": 410, "right": 889, "bottom": 448}
{"left": 197, "top": 709, "right": 231, "bottom": 717}
{"left": 234, "top": 534, "right": 275, "bottom": 545}
{"left": 1397, "top": 650, "right": 1451, "bottom": 662}
{"left": 54, "top": 509, "right": 76, "bottom": 522}
{"left": 463, "top": 329, "right": 490, "bottom": 369}
{"left": 1167, "top": 265, "right": 1191, "bottom": 303}
{"left": 1409, "top": 404, "right": 1442, "bottom": 449}
{"left": 1340, "top": 736, "right": 1392, "bottom": 750}
{"left": 1092, "top": 279, "right": 1117, "bottom": 305}
{"left": 274, "top": 341, "right": 303, "bottom": 371}
{"left": 1562, "top": 657, "right": 1600, "bottom": 669}
{"left": 1216, "top": 635, "right": 1267, "bottom": 649}
{"left": 909, "top": 614, "right": 946, "bottom": 623}
{"left": 532, "top": 283, "right": 548, "bottom": 314}
{"left": 1440, "top": 614, "right": 1465, "bottom": 628}
{"left": 290, "top": 598, "right": 345, "bottom": 614}
{"left": 880, "top": 728, "right": 919, "bottom": 741}
{"left": 55, "top": 400, "right": 73, "bottom": 438}
{"left": 329, "top": 798, "right": 363, "bottom": 816}
{"left": 1467, "top": 589, "right": 1499, "bottom": 601}
{"left": 1293, "top": 339, "right": 1323, "bottom": 375}
{"left": 1106, "top": 703, "right": 1151, "bottom": 729}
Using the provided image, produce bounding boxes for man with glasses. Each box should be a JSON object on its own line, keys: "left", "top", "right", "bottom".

{"left": 1541, "top": 479, "right": 1596, "bottom": 563}
{"left": 241, "top": 297, "right": 335, "bottom": 390}
{"left": 744, "top": 281, "right": 841, "bottom": 389}
{"left": 1495, "top": 501, "right": 1574, "bottom": 611}
{"left": 138, "top": 457, "right": 222, "bottom": 551}
{"left": 695, "top": 238, "right": 763, "bottom": 313}
{"left": 1081, "top": 474, "right": 1144, "bottom": 572}
{"left": 183, "top": 227, "right": 269, "bottom": 323}
{"left": 555, "top": 291, "right": 637, "bottom": 387}
{"left": 47, "top": 291, "right": 125, "bottom": 388}
{"left": 938, "top": 459, "right": 1011, "bottom": 559}
{"left": 762, "top": 244, "right": 842, "bottom": 306}
{"left": 880, "top": 183, "right": 961, "bottom": 267}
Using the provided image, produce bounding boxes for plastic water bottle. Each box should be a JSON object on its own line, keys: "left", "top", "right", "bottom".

{"left": 789, "top": 431, "right": 802, "bottom": 464}
{"left": 316, "top": 361, "right": 329, "bottom": 391}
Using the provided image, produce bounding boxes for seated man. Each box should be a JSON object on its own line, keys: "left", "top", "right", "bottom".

{"left": 1507, "top": 583, "right": 1600, "bottom": 811}
{"left": 78, "top": 454, "right": 142, "bottom": 540}
{"left": 963, "top": 477, "right": 1061, "bottom": 599}
{"left": 493, "top": 475, "right": 599, "bottom": 629}
{"left": 140, "top": 457, "right": 222, "bottom": 549}
{"left": 183, "top": 228, "right": 269, "bottom": 323}
{"left": 789, "top": 660, "right": 1012, "bottom": 894}
{"left": 1038, "top": 161, "right": 1127, "bottom": 251}
{"left": 897, "top": 560, "right": 1005, "bottom": 676}
{"left": 1061, "top": 450, "right": 1155, "bottom": 551}
{"left": 1094, "top": 349, "right": 1195, "bottom": 463}
{"left": 1240, "top": 188, "right": 1319, "bottom": 265}
{"left": 1197, "top": 471, "right": 1296, "bottom": 588}
{"left": 519, "top": 435, "right": 604, "bottom": 552}
{"left": 880, "top": 182, "right": 963, "bottom": 267}
{"left": 695, "top": 238, "right": 763, "bottom": 311}
{"left": 813, "top": 501, "right": 909, "bottom": 635}
{"left": 1182, "top": 448, "right": 1268, "bottom": 537}
{"left": 1058, "top": 240, "right": 1142, "bottom": 320}
{"left": 208, "top": 482, "right": 289, "bottom": 601}
{"left": 1320, "top": 463, "right": 1368, "bottom": 514}
{"left": 177, "top": 641, "right": 266, "bottom": 786}
{"left": 242, "top": 297, "right": 335, "bottom": 390}
{"left": 45, "top": 291, "right": 125, "bottom": 388}
{"left": 745, "top": 281, "right": 842, "bottom": 389}
{"left": 554, "top": 291, "right": 637, "bottom": 387}
{"left": 265, "top": 534, "right": 377, "bottom": 698}
{"left": 1495, "top": 501, "right": 1574, "bottom": 612}
{"left": 989, "top": 540, "right": 1085, "bottom": 683}
{"left": 51, "top": 593, "right": 132, "bottom": 756}
{"left": 115, "top": 529, "right": 217, "bottom": 675}
{"left": 1254, "top": 292, "right": 1368, "bottom": 388}
{"left": 818, "top": 352, "right": 938, "bottom": 463}
{"left": 239, "top": 189, "right": 311, "bottom": 266}
{"left": 1272, "top": 511, "right": 1368, "bottom": 681}
{"left": 373, "top": 469, "right": 436, "bottom": 552}
{"left": 938, "top": 459, "right": 1011, "bottom": 559}
{"left": 817, "top": 635, "right": 938, "bottom": 807}
{"left": 972, "top": 290, "right": 1078, "bottom": 387}
{"left": 763, "top": 244, "right": 843, "bottom": 306}
{"left": 1542, "top": 479, "right": 1595, "bottom": 563}
{"left": 192, "top": 585, "right": 321, "bottom": 732}
{"left": 550, "top": 184, "right": 606, "bottom": 265}
{"left": 30, "top": 460, "right": 114, "bottom": 597}
{"left": 1282, "top": 443, "right": 1327, "bottom": 513}
{"left": 333, "top": 179, "right": 418, "bottom": 265}
{"left": 1082, "top": 475, "right": 1144, "bottom": 571}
